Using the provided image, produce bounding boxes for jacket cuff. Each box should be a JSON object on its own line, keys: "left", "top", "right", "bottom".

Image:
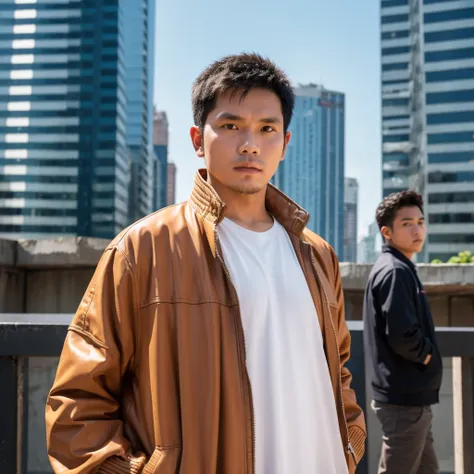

{"left": 97, "top": 453, "right": 146, "bottom": 474}
{"left": 348, "top": 425, "right": 366, "bottom": 464}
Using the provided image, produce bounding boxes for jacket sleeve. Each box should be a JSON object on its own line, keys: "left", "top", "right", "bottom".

{"left": 378, "top": 267, "right": 432, "bottom": 364}
{"left": 45, "top": 246, "right": 147, "bottom": 474}
{"left": 330, "top": 249, "right": 367, "bottom": 466}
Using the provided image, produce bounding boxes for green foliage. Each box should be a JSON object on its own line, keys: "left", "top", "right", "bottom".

{"left": 432, "top": 251, "right": 474, "bottom": 264}
{"left": 447, "top": 251, "right": 474, "bottom": 264}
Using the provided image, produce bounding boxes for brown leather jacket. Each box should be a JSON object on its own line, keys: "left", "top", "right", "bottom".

{"left": 46, "top": 169, "right": 366, "bottom": 474}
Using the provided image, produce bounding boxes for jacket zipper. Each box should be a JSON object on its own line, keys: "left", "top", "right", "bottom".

{"left": 215, "top": 229, "right": 255, "bottom": 474}
{"left": 309, "top": 247, "right": 356, "bottom": 465}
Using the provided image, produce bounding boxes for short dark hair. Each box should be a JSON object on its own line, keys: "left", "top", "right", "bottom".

{"left": 192, "top": 53, "right": 295, "bottom": 133}
{"left": 376, "top": 190, "right": 424, "bottom": 230}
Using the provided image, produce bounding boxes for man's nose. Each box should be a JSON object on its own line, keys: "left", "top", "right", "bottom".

{"left": 238, "top": 133, "right": 260, "bottom": 155}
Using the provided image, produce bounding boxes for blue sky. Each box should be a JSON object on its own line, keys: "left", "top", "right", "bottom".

{"left": 154, "top": 0, "right": 381, "bottom": 239}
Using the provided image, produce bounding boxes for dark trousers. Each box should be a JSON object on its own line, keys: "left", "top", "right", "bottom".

{"left": 371, "top": 400, "right": 439, "bottom": 474}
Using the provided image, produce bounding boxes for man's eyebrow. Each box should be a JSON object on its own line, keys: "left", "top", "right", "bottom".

{"left": 259, "top": 116, "right": 282, "bottom": 124}
{"left": 215, "top": 113, "right": 282, "bottom": 124}
{"left": 215, "top": 112, "right": 243, "bottom": 121}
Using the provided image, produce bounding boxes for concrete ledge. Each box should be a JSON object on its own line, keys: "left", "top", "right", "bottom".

{"left": 1, "top": 238, "right": 474, "bottom": 290}
{"left": 15, "top": 237, "right": 110, "bottom": 268}
{"left": 340, "top": 262, "right": 474, "bottom": 292}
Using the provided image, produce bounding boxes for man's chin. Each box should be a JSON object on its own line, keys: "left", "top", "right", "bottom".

{"left": 228, "top": 184, "right": 264, "bottom": 195}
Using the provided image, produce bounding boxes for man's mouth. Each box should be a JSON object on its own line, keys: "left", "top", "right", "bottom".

{"left": 233, "top": 163, "right": 263, "bottom": 173}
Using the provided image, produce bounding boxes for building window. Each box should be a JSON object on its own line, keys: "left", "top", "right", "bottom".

{"left": 425, "top": 8, "right": 474, "bottom": 24}
{"left": 381, "top": 0, "right": 409, "bottom": 7}
{"left": 428, "top": 171, "right": 474, "bottom": 183}
{"left": 381, "top": 30, "right": 409, "bottom": 40}
{"left": 427, "top": 111, "right": 474, "bottom": 125}
{"left": 429, "top": 234, "right": 474, "bottom": 244}
{"left": 425, "top": 27, "right": 474, "bottom": 43}
{"left": 427, "top": 132, "right": 474, "bottom": 145}
{"left": 383, "top": 153, "right": 409, "bottom": 166}
{"left": 383, "top": 134, "right": 410, "bottom": 143}
{"left": 382, "top": 62, "right": 409, "bottom": 72}
{"left": 428, "top": 152, "right": 474, "bottom": 164}
{"left": 425, "top": 48, "right": 474, "bottom": 63}
{"left": 429, "top": 213, "right": 474, "bottom": 224}
{"left": 382, "top": 97, "right": 410, "bottom": 107}
{"left": 0, "top": 208, "right": 77, "bottom": 217}
{"left": 0, "top": 225, "right": 77, "bottom": 233}
{"left": 0, "top": 175, "right": 78, "bottom": 184}
{"left": 426, "top": 67, "right": 474, "bottom": 83}
{"left": 426, "top": 89, "right": 474, "bottom": 104}
{"left": 429, "top": 192, "right": 474, "bottom": 204}
{"left": 381, "top": 13, "right": 409, "bottom": 24}
{"left": 383, "top": 114, "right": 410, "bottom": 121}
{"left": 382, "top": 46, "right": 411, "bottom": 55}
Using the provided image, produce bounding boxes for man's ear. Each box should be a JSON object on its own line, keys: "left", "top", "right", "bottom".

{"left": 190, "top": 126, "right": 204, "bottom": 158}
{"left": 381, "top": 225, "right": 392, "bottom": 242}
{"left": 281, "top": 131, "right": 291, "bottom": 161}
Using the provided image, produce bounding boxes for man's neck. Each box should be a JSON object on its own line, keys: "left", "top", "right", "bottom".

{"left": 387, "top": 243, "right": 414, "bottom": 262}
{"left": 208, "top": 175, "right": 273, "bottom": 232}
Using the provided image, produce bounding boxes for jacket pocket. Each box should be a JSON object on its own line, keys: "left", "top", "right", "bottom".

{"left": 143, "top": 445, "right": 181, "bottom": 474}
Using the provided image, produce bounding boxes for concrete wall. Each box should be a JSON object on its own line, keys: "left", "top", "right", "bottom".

{"left": 2, "top": 238, "right": 473, "bottom": 323}
{"left": 341, "top": 262, "right": 474, "bottom": 326}
{"left": 0, "top": 237, "right": 107, "bottom": 314}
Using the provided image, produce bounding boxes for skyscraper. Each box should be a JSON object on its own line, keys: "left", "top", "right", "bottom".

{"left": 357, "top": 222, "right": 380, "bottom": 264}
{"left": 0, "top": 1, "right": 131, "bottom": 240}
{"left": 381, "top": 0, "right": 474, "bottom": 262}
{"left": 153, "top": 109, "right": 168, "bottom": 210}
{"left": 344, "top": 177, "right": 358, "bottom": 262}
{"left": 123, "top": 0, "right": 155, "bottom": 223}
{"left": 167, "top": 162, "right": 177, "bottom": 206}
{"left": 272, "top": 84, "right": 345, "bottom": 257}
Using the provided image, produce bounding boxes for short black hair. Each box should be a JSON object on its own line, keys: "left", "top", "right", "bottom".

{"left": 192, "top": 52, "right": 295, "bottom": 133}
{"left": 376, "top": 190, "right": 424, "bottom": 230}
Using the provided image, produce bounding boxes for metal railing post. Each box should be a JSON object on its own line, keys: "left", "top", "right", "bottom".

{"left": 0, "top": 356, "right": 20, "bottom": 474}
{"left": 453, "top": 356, "right": 474, "bottom": 474}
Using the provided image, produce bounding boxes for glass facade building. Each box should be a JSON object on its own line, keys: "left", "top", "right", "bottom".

{"left": 344, "top": 177, "right": 358, "bottom": 262}
{"left": 152, "top": 109, "right": 168, "bottom": 210}
{"left": 381, "top": 0, "right": 474, "bottom": 262}
{"left": 0, "top": 0, "right": 155, "bottom": 240}
{"left": 123, "top": 0, "right": 154, "bottom": 223}
{"left": 272, "top": 84, "right": 345, "bottom": 258}
{"left": 0, "top": 0, "right": 131, "bottom": 240}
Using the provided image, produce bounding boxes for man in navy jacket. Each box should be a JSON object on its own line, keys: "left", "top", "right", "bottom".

{"left": 363, "top": 190, "right": 442, "bottom": 474}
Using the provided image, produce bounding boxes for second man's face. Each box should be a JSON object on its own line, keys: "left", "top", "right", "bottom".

{"left": 191, "top": 88, "right": 290, "bottom": 196}
{"left": 389, "top": 206, "right": 426, "bottom": 255}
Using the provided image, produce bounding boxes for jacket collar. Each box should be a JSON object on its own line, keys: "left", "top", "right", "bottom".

{"left": 190, "top": 169, "right": 309, "bottom": 237}
{"left": 382, "top": 244, "right": 416, "bottom": 271}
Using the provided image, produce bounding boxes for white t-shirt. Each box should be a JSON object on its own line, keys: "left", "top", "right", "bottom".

{"left": 217, "top": 217, "right": 349, "bottom": 474}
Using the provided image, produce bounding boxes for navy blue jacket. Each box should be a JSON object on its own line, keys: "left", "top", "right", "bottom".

{"left": 363, "top": 246, "right": 443, "bottom": 406}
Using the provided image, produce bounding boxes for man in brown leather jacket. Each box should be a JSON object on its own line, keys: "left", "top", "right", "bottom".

{"left": 46, "top": 53, "right": 366, "bottom": 474}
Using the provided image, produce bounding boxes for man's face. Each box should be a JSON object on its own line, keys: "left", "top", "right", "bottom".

{"left": 190, "top": 88, "right": 290, "bottom": 195}
{"left": 383, "top": 206, "right": 426, "bottom": 255}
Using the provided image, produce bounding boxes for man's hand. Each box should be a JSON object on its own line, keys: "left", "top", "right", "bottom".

{"left": 423, "top": 353, "right": 432, "bottom": 365}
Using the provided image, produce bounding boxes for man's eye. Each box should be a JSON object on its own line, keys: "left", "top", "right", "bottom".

{"left": 223, "top": 124, "right": 237, "bottom": 130}
{"left": 262, "top": 126, "right": 275, "bottom": 133}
